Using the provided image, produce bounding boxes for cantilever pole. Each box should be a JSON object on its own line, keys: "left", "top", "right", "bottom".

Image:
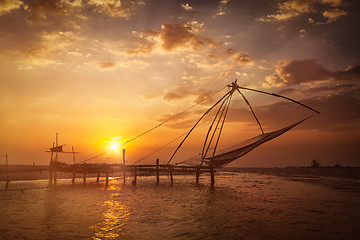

{"left": 237, "top": 86, "right": 320, "bottom": 114}
{"left": 200, "top": 94, "right": 230, "bottom": 160}
{"left": 201, "top": 94, "right": 232, "bottom": 166}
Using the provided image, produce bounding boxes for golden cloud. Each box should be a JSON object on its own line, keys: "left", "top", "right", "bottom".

{"left": 259, "top": 0, "right": 347, "bottom": 24}
{"left": 86, "top": 0, "right": 145, "bottom": 18}
{"left": 127, "top": 22, "right": 253, "bottom": 69}
{"left": 322, "top": 8, "right": 347, "bottom": 23}
{"left": 215, "top": 0, "right": 230, "bottom": 17}
{"left": 0, "top": 0, "right": 23, "bottom": 15}
{"left": 181, "top": 3, "right": 193, "bottom": 11}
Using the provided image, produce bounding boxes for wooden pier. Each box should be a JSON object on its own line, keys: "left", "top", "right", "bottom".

{"left": 1, "top": 161, "right": 215, "bottom": 190}
{"left": 48, "top": 160, "right": 215, "bottom": 187}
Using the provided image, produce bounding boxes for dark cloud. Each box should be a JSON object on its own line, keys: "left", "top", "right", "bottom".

{"left": 228, "top": 86, "right": 360, "bottom": 132}
{"left": 276, "top": 59, "right": 333, "bottom": 85}
{"left": 146, "top": 22, "right": 217, "bottom": 52}
{"left": 99, "top": 61, "right": 116, "bottom": 69}
{"left": 0, "top": 0, "right": 23, "bottom": 15}
{"left": 265, "top": 59, "right": 360, "bottom": 87}
{"left": 277, "top": 83, "right": 360, "bottom": 96}
{"left": 163, "top": 86, "right": 217, "bottom": 106}
{"left": 225, "top": 48, "right": 253, "bottom": 65}
{"left": 24, "top": 0, "right": 66, "bottom": 23}
{"left": 335, "top": 65, "right": 360, "bottom": 80}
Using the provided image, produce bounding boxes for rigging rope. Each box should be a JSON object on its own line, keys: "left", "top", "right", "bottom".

{"left": 132, "top": 132, "right": 188, "bottom": 164}
{"left": 79, "top": 85, "right": 228, "bottom": 163}
{"left": 167, "top": 87, "right": 236, "bottom": 164}
{"left": 120, "top": 85, "right": 228, "bottom": 147}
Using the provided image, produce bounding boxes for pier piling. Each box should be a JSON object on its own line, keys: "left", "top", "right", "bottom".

{"left": 72, "top": 171, "right": 75, "bottom": 184}
{"left": 156, "top": 159, "right": 160, "bottom": 184}
{"left": 133, "top": 167, "right": 137, "bottom": 185}
{"left": 170, "top": 166, "right": 173, "bottom": 185}
{"left": 97, "top": 172, "right": 100, "bottom": 184}
{"left": 196, "top": 166, "right": 200, "bottom": 184}
{"left": 105, "top": 172, "right": 109, "bottom": 186}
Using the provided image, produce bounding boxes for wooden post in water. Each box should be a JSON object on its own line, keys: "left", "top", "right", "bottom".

{"left": 210, "top": 165, "right": 215, "bottom": 186}
{"left": 83, "top": 172, "right": 86, "bottom": 185}
{"left": 123, "top": 149, "right": 126, "bottom": 184}
{"left": 105, "top": 172, "right": 109, "bottom": 186}
{"left": 5, "top": 154, "right": 9, "bottom": 190}
{"left": 97, "top": 172, "right": 100, "bottom": 184}
{"left": 156, "top": 158, "right": 160, "bottom": 184}
{"left": 83, "top": 164, "right": 86, "bottom": 185}
{"left": 72, "top": 171, "right": 76, "bottom": 184}
{"left": 133, "top": 167, "right": 137, "bottom": 185}
{"left": 170, "top": 165, "right": 173, "bottom": 185}
{"left": 49, "top": 142, "right": 54, "bottom": 185}
{"left": 196, "top": 165, "right": 200, "bottom": 184}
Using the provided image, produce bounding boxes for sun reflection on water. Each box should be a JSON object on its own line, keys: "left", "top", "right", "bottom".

{"left": 91, "top": 179, "right": 130, "bottom": 240}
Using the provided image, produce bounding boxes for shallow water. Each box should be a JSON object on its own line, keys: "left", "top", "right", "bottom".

{"left": 0, "top": 169, "right": 359, "bottom": 240}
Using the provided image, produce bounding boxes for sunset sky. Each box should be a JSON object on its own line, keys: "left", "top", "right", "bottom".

{"left": 1, "top": 0, "right": 359, "bottom": 167}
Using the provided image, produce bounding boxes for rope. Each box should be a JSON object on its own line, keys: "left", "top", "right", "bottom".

{"left": 132, "top": 132, "right": 188, "bottom": 164}
{"left": 120, "top": 85, "right": 227, "bottom": 147}
{"left": 79, "top": 85, "right": 227, "bottom": 163}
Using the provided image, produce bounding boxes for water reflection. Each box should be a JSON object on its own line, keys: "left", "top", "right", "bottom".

{"left": 92, "top": 179, "right": 130, "bottom": 240}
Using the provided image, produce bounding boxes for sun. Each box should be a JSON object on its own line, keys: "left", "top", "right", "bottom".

{"left": 110, "top": 142, "right": 118, "bottom": 152}
{"left": 108, "top": 136, "right": 123, "bottom": 152}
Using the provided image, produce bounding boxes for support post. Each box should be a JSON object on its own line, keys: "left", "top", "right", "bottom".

{"left": 72, "top": 171, "right": 76, "bottom": 184}
{"left": 196, "top": 165, "right": 200, "bottom": 184}
{"left": 105, "top": 172, "right": 109, "bottom": 187}
{"left": 156, "top": 158, "right": 159, "bottom": 184}
{"left": 83, "top": 163, "right": 87, "bottom": 185}
{"left": 97, "top": 172, "right": 100, "bottom": 184}
{"left": 133, "top": 167, "right": 137, "bottom": 185}
{"left": 170, "top": 165, "right": 173, "bottom": 185}
{"left": 123, "top": 149, "right": 126, "bottom": 184}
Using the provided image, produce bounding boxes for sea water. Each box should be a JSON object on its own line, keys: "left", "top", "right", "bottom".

{"left": 0, "top": 168, "right": 359, "bottom": 240}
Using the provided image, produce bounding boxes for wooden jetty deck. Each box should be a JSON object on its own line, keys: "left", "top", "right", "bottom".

{"left": 1, "top": 159, "right": 216, "bottom": 190}
{"left": 48, "top": 159, "right": 215, "bottom": 186}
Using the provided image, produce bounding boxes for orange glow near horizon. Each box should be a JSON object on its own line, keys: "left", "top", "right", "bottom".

{"left": 0, "top": 0, "right": 359, "bottom": 167}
